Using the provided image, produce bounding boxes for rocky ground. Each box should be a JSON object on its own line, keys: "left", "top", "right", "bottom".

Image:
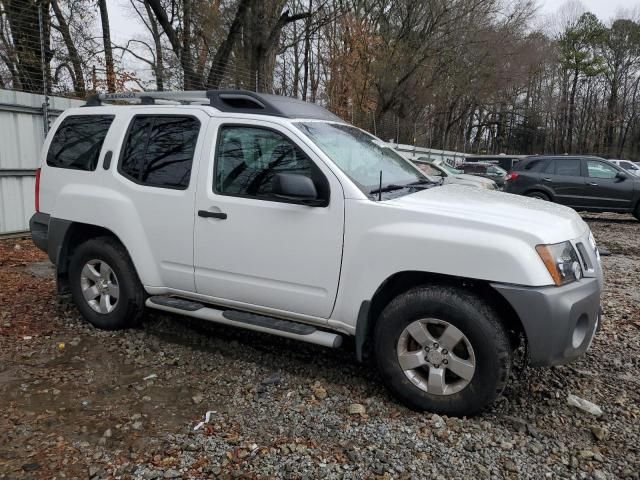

{"left": 0, "top": 213, "right": 639, "bottom": 480}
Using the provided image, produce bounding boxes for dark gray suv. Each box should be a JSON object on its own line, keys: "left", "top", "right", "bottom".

{"left": 504, "top": 156, "right": 640, "bottom": 220}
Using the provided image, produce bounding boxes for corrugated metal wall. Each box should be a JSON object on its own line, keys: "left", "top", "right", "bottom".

{"left": 0, "top": 89, "right": 83, "bottom": 234}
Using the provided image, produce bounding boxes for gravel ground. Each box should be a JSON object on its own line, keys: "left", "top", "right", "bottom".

{"left": 0, "top": 213, "right": 639, "bottom": 480}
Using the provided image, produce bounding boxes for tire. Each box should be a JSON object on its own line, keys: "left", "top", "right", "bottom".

{"left": 526, "top": 191, "right": 550, "bottom": 201}
{"left": 634, "top": 204, "right": 640, "bottom": 222}
{"left": 68, "top": 236, "right": 145, "bottom": 330}
{"left": 374, "top": 285, "right": 512, "bottom": 417}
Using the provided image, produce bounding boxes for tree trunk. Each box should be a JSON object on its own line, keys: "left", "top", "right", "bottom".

{"left": 145, "top": 0, "right": 201, "bottom": 89}
{"left": 98, "top": 0, "right": 115, "bottom": 92}
{"left": 144, "top": 0, "right": 164, "bottom": 91}
{"left": 567, "top": 68, "right": 579, "bottom": 153}
{"left": 51, "top": 0, "right": 86, "bottom": 94}
{"left": 301, "top": 0, "right": 312, "bottom": 100}
{"left": 206, "top": 0, "right": 253, "bottom": 89}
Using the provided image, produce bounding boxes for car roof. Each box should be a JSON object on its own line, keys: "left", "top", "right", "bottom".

{"left": 522, "top": 155, "right": 605, "bottom": 160}
{"left": 82, "top": 90, "right": 345, "bottom": 123}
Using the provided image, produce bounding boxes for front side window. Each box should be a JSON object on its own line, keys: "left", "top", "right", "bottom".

{"left": 215, "top": 126, "right": 324, "bottom": 200}
{"left": 587, "top": 161, "right": 617, "bottom": 179}
{"left": 120, "top": 115, "right": 199, "bottom": 189}
{"left": 295, "top": 122, "right": 425, "bottom": 193}
{"left": 47, "top": 115, "right": 114, "bottom": 170}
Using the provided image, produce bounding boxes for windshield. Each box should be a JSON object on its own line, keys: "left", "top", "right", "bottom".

{"left": 295, "top": 122, "right": 426, "bottom": 193}
{"left": 435, "top": 160, "right": 463, "bottom": 175}
{"left": 415, "top": 162, "right": 444, "bottom": 177}
{"left": 428, "top": 157, "right": 464, "bottom": 175}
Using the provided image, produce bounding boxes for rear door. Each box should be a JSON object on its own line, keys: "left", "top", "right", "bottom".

{"left": 582, "top": 159, "right": 634, "bottom": 210}
{"left": 112, "top": 109, "right": 208, "bottom": 291}
{"left": 540, "top": 158, "right": 586, "bottom": 207}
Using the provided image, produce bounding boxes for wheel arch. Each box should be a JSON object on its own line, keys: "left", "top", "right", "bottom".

{"left": 50, "top": 220, "right": 138, "bottom": 295}
{"left": 355, "top": 270, "right": 526, "bottom": 362}
{"left": 524, "top": 187, "right": 554, "bottom": 201}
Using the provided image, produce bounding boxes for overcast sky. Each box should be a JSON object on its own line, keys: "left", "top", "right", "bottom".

{"left": 538, "top": 0, "right": 639, "bottom": 21}
{"left": 109, "top": 0, "right": 640, "bottom": 44}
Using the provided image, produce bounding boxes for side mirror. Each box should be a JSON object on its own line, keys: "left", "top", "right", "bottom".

{"left": 272, "top": 173, "right": 324, "bottom": 206}
{"left": 616, "top": 171, "right": 628, "bottom": 181}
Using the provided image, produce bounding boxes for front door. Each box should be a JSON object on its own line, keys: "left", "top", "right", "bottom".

{"left": 193, "top": 120, "right": 344, "bottom": 319}
{"left": 582, "top": 159, "right": 635, "bottom": 210}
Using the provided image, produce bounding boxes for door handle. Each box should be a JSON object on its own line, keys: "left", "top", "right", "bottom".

{"left": 542, "top": 177, "right": 552, "bottom": 182}
{"left": 588, "top": 182, "right": 598, "bottom": 186}
{"left": 198, "top": 210, "right": 227, "bottom": 220}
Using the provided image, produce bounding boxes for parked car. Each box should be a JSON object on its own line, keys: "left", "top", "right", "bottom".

{"left": 457, "top": 162, "right": 508, "bottom": 188}
{"left": 504, "top": 156, "right": 640, "bottom": 220}
{"left": 31, "top": 90, "right": 602, "bottom": 417}
{"left": 464, "top": 154, "right": 527, "bottom": 172}
{"left": 609, "top": 159, "right": 640, "bottom": 176}
{"left": 412, "top": 158, "right": 498, "bottom": 189}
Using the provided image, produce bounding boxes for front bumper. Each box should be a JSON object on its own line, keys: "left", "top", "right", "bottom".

{"left": 492, "top": 277, "right": 601, "bottom": 367}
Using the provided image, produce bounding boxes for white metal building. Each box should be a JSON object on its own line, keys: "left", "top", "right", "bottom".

{"left": 0, "top": 89, "right": 83, "bottom": 234}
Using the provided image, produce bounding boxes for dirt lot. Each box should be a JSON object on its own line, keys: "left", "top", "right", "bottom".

{"left": 1, "top": 213, "right": 639, "bottom": 480}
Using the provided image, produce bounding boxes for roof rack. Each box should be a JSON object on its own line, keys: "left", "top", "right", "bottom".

{"left": 84, "top": 90, "right": 344, "bottom": 122}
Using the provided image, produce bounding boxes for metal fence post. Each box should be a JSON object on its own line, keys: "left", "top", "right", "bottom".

{"left": 38, "top": 2, "right": 50, "bottom": 135}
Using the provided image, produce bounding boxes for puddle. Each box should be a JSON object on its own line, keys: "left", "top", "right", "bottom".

{"left": 24, "top": 260, "right": 55, "bottom": 278}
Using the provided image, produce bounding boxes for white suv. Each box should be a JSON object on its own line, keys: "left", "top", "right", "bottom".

{"left": 30, "top": 90, "right": 602, "bottom": 416}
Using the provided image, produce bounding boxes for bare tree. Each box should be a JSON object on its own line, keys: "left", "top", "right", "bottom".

{"left": 97, "top": 0, "right": 115, "bottom": 92}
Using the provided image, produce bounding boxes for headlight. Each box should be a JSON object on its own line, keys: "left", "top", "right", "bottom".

{"left": 536, "top": 241, "right": 583, "bottom": 285}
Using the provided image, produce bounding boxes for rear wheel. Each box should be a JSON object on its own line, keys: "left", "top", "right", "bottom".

{"left": 374, "top": 285, "right": 512, "bottom": 416}
{"left": 634, "top": 203, "right": 640, "bottom": 222}
{"left": 69, "top": 236, "right": 145, "bottom": 330}
{"left": 527, "top": 191, "right": 550, "bottom": 201}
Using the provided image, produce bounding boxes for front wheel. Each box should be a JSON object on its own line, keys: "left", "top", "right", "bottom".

{"left": 69, "top": 236, "right": 145, "bottom": 330}
{"left": 374, "top": 285, "right": 512, "bottom": 416}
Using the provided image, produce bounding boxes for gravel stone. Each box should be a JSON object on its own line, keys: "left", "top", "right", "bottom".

{"left": 0, "top": 213, "right": 638, "bottom": 479}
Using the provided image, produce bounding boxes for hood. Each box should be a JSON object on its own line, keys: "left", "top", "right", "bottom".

{"left": 388, "top": 184, "right": 588, "bottom": 244}
{"left": 451, "top": 173, "right": 494, "bottom": 186}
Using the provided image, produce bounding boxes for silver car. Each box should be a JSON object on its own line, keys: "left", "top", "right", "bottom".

{"left": 413, "top": 158, "right": 498, "bottom": 190}
{"left": 609, "top": 159, "right": 640, "bottom": 176}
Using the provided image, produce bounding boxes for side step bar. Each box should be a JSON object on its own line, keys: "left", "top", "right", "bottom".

{"left": 146, "top": 296, "right": 343, "bottom": 348}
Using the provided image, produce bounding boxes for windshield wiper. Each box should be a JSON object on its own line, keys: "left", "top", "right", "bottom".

{"left": 369, "top": 180, "right": 436, "bottom": 196}
{"left": 369, "top": 183, "right": 407, "bottom": 195}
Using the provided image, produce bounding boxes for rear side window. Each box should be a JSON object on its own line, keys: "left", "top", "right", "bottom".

{"left": 119, "top": 115, "right": 199, "bottom": 189}
{"left": 556, "top": 159, "right": 581, "bottom": 176}
{"left": 47, "top": 115, "right": 114, "bottom": 170}
{"left": 522, "top": 159, "right": 546, "bottom": 172}
{"left": 544, "top": 159, "right": 581, "bottom": 176}
{"left": 620, "top": 161, "right": 636, "bottom": 170}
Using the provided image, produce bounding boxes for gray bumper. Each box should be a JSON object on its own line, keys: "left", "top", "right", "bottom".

{"left": 492, "top": 278, "right": 601, "bottom": 367}
{"left": 30, "top": 212, "right": 50, "bottom": 253}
